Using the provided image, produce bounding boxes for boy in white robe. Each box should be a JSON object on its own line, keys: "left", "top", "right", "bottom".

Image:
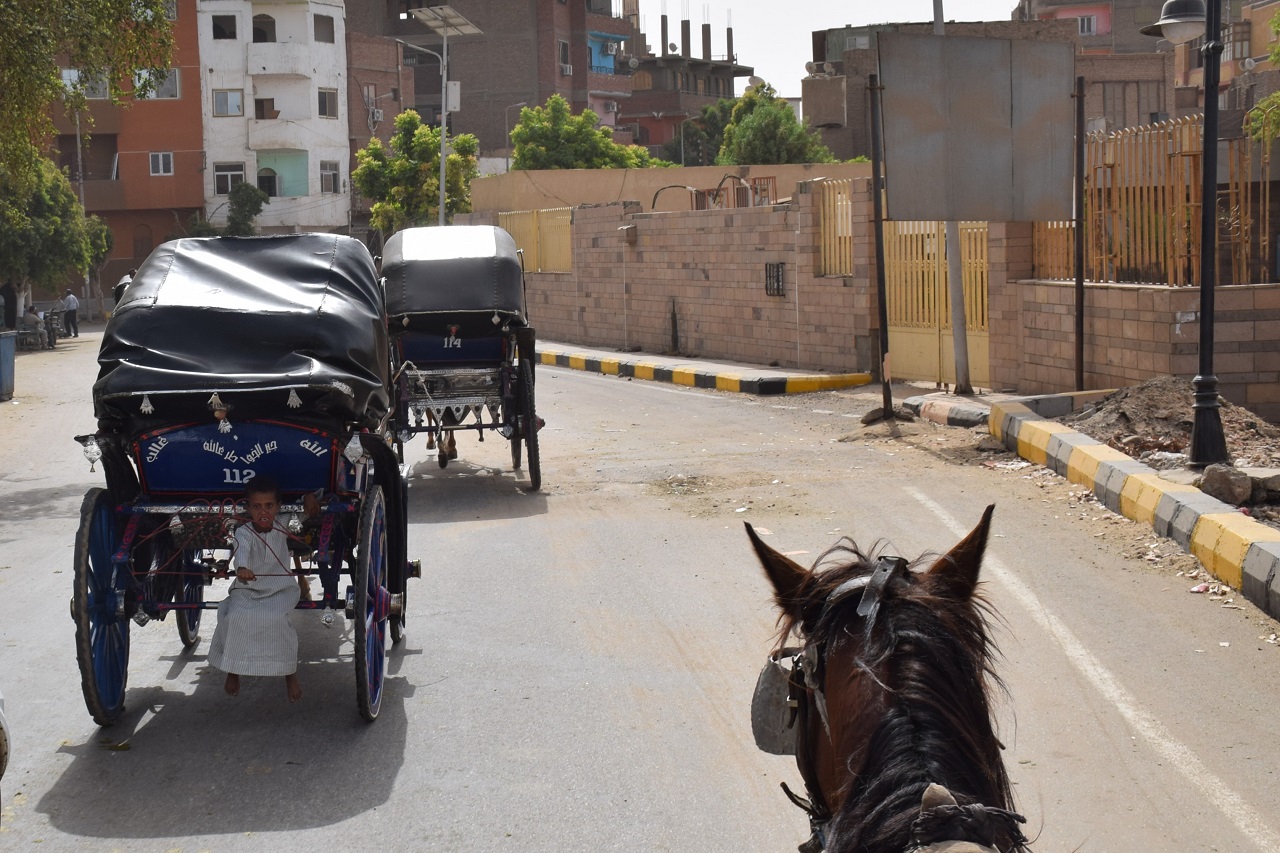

{"left": 208, "top": 477, "right": 303, "bottom": 702}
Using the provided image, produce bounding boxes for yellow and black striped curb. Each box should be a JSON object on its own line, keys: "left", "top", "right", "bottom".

{"left": 991, "top": 395, "right": 1280, "bottom": 619}
{"left": 537, "top": 348, "right": 872, "bottom": 396}
{"left": 902, "top": 395, "right": 990, "bottom": 428}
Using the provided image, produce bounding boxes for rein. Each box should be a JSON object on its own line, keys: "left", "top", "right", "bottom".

{"left": 783, "top": 555, "right": 909, "bottom": 853}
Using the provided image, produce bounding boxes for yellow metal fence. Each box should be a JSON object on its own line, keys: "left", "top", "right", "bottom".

{"left": 498, "top": 207, "right": 573, "bottom": 273}
{"left": 1032, "top": 114, "right": 1274, "bottom": 285}
{"left": 819, "top": 179, "right": 855, "bottom": 276}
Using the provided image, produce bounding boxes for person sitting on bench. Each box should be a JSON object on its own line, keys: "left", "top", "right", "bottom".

{"left": 20, "top": 307, "right": 47, "bottom": 349}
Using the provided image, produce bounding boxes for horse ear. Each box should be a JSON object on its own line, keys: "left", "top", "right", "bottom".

{"left": 745, "top": 522, "right": 809, "bottom": 615}
{"left": 924, "top": 504, "right": 994, "bottom": 600}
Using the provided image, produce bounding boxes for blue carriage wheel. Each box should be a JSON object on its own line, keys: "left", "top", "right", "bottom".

{"left": 72, "top": 488, "right": 129, "bottom": 726}
{"left": 519, "top": 358, "right": 541, "bottom": 492}
{"left": 354, "top": 485, "right": 389, "bottom": 722}
{"left": 177, "top": 549, "right": 204, "bottom": 648}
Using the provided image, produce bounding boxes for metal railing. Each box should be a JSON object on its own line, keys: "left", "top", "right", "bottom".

{"left": 1032, "top": 113, "right": 1274, "bottom": 286}
{"left": 818, "top": 179, "right": 855, "bottom": 276}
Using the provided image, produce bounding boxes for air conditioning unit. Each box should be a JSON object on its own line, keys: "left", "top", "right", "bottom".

{"left": 371, "top": 108, "right": 384, "bottom": 122}
{"left": 602, "top": 100, "right": 619, "bottom": 113}
{"left": 603, "top": 42, "right": 619, "bottom": 55}
{"left": 559, "top": 63, "right": 573, "bottom": 76}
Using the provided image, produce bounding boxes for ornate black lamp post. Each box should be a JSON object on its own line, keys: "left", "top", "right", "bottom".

{"left": 1142, "top": 0, "right": 1231, "bottom": 466}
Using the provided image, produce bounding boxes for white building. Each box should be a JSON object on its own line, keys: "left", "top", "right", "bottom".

{"left": 196, "top": 0, "right": 350, "bottom": 232}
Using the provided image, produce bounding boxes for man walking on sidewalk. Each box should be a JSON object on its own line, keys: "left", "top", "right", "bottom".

{"left": 62, "top": 289, "right": 79, "bottom": 337}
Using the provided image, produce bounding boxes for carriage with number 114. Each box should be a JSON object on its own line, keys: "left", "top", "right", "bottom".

{"left": 72, "top": 234, "right": 412, "bottom": 724}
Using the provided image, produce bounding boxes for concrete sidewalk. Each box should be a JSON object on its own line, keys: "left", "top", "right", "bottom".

{"left": 537, "top": 341, "right": 1280, "bottom": 620}
{"left": 537, "top": 341, "right": 872, "bottom": 395}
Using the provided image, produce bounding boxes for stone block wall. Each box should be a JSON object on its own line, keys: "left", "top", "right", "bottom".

{"left": 1008, "top": 279, "right": 1280, "bottom": 423}
{"left": 461, "top": 182, "right": 880, "bottom": 374}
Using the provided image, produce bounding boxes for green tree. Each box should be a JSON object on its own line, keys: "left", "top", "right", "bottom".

{"left": 511, "top": 95, "right": 670, "bottom": 170}
{"left": 84, "top": 214, "right": 113, "bottom": 309}
{"left": 717, "top": 82, "right": 834, "bottom": 166}
{"left": 351, "top": 110, "right": 480, "bottom": 233}
{"left": 1248, "top": 13, "right": 1280, "bottom": 144}
{"left": 662, "top": 98, "right": 735, "bottom": 167}
{"left": 224, "top": 181, "right": 270, "bottom": 237}
{"left": 0, "top": 158, "right": 93, "bottom": 295}
{"left": 0, "top": 0, "right": 174, "bottom": 188}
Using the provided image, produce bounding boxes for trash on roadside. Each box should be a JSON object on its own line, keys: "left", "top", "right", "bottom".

{"left": 1189, "top": 582, "right": 1210, "bottom": 593}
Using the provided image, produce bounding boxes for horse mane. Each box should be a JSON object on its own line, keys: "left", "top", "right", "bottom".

{"left": 781, "top": 539, "right": 1024, "bottom": 853}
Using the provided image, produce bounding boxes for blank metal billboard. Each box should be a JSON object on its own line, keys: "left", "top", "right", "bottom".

{"left": 877, "top": 32, "right": 1074, "bottom": 222}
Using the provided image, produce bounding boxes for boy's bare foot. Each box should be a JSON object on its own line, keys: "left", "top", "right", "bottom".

{"left": 297, "top": 575, "right": 312, "bottom": 601}
{"left": 224, "top": 673, "right": 240, "bottom": 697}
{"left": 285, "top": 673, "right": 302, "bottom": 703}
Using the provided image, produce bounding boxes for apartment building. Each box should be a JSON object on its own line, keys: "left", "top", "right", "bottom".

{"left": 197, "top": 0, "right": 352, "bottom": 233}
{"left": 1013, "top": 1, "right": 1180, "bottom": 53}
{"left": 51, "top": 0, "right": 205, "bottom": 286}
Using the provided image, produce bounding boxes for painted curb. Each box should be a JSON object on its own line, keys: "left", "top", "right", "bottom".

{"left": 537, "top": 349, "right": 872, "bottom": 396}
{"left": 991, "top": 395, "right": 1280, "bottom": 619}
{"left": 902, "top": 396, "right": 990, "bottom": 428}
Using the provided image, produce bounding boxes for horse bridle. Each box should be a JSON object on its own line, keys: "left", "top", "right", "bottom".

{"left": 782, "top": 555, "right": 909, "bottom": 853}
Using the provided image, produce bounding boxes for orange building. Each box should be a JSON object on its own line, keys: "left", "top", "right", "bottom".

{"left": 51, "top": 0, "right": 206, "bottom": 291}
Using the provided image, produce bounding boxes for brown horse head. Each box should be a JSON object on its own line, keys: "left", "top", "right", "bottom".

{"left": 747, "top": 506, "right": 1028, "bottom": 853}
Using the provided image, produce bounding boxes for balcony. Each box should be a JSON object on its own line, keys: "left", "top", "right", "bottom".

{"left": 246, "top": 42, "right": 313, "bottom": 78}
{"left": 248, "top": 121, "right": 306, "bottom": 151}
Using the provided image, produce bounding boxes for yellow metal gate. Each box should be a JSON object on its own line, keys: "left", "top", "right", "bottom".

{"left": 883, "top": 221, "right": 990, "bottom": 388}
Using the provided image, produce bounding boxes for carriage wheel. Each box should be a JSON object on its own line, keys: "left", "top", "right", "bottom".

{"left": 176, "top": 550, "right": 204, "bottom": 648}
{"left": 519, "top": 359, "right": 541, "bottom": 492}
{"left": 354, "top": 485, "right": 389, "bottom": 721}
{"left": 72, "top": 488, "right": 129, "bottom": 726}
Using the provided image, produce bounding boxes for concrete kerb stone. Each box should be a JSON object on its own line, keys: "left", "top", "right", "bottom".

{"left": 536, "top": 348, "right": 872, "bottom": 396}
{"left": 993, "top": 389, "right": 1280, "bottom": 614}
{"left": 903, "top": 396, "right": 990, "bottom": 428}
{"left": 1045, "top": 431, "right": 1106, "bottom": 478}
{"left": 1241, "top": 540, "right": 1280, "bottom": 619}
{"left": 1154, "top": 490, "right": 1235, "bottom": 547}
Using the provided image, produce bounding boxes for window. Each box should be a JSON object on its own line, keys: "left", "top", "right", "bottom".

{"left": 363, "top": 83, "right": 376, "bottom": 106}
{"left": 61, "top": 68, "right": 109, "bottom": 99}
{"left": 255, "top": 98, "right": 278, "bottom": 119}
{"left": 135, "top": 69, "right": 180, "bottom": 99}
{"left": 1102, "top": 82, "right": 1125, "bottom": 130}
{"left": 252, "top": 14, "right": 276, "bottom": 43}
{"left": 1138, "top": 81, "right": 1165, "bottom": 124}
{"left": 163, "top": 0, "right": 177, "bottom": 19}
{"left": 314, "top": 14, "right": 335, "bottom": 43}
{"left": 320, "top": 160, "right": 340, "bottom": 193}
{"left": 632, "top": 70, "right": 652, "bottom": 90}
{"left": 318, "top": 88, "right": 339, "bottom": 118}
{"left": 212, "top": 15, "right": 237, "bottom": 39}
{"left": 214, "top": 163, "right": 245, "bottom": 195}
{"left": 257, "top": 168, "right": 279, "bottom": 197}
{"left": 559, "top": 40, "right": 570, "bottom": 66}
{"left": 1077, "top": 15, "right": 1096, "bottom": 36}
{"left": 150, "top": 152, "right": 174, "bottom": 176}
{"left": 213, "top": 89, "right": 243, "bottom": 116}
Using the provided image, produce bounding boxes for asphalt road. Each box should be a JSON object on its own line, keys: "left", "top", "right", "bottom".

{"left": 1, "top": 329, "right": 1279, "bottom": 852}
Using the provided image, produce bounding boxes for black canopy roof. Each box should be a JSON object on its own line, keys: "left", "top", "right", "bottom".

{"left": 94, "top": 234, "right": 390, "bottom": 431}
{"left": 381, "top": 225, "right": 527, "bottom": 323}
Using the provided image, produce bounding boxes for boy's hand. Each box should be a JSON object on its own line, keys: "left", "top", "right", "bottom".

{"left": 236, "top": 567, "right": 256, "bottom": 583}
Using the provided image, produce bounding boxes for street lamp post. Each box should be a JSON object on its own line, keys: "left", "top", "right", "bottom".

{"left": 1142, "top": 0, "right": 1230, "bottom": 467}
{"left": 505, "top": 101, "right": 527, "bottom": 172}
{"left": 405, "top": 6, "right": 482, "bottom": 226}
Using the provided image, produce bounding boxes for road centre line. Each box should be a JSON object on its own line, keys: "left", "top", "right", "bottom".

{"left": 907, "top": 487, "right": 1280, "bottom": 853}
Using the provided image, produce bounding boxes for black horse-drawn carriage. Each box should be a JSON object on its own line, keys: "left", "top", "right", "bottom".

{"left": 381, "top": 225, "right": 542, "bottom": 490}
{"left": 73, "top": 234, "right": 412, "bottom": 723}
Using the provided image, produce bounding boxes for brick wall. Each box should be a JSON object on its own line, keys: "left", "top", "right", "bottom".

{"left": 1009, "top": 279, "right": 1280, "bottom": 422}
{"left": 463, "top": 185, "right": 880, "bottom": 373}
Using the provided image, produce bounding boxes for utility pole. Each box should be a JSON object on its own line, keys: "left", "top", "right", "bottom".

{"left": 935, "top": 1, "right": 973, "bottom": 394}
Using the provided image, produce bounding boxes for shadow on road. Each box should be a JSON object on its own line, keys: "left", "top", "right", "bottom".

{"left": 36, "top": 612, "right": 416, "bottom": 838}
{"left": 404, "top": 453, "right": 548, "bottom": 524}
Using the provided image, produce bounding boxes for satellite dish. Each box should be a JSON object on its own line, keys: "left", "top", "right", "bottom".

{"left": 823, "top": 62, "right": 835, "bottom": 74}
{"left": 628, "top": 56, "right": 639, "bottom": 69}
{"left": 748, "top": 76, "right": 764, "bottom": 88}
{"left": 1242, "top": 56, "right": 1258, "bottom": 72}
{"left": 668, "top": 42, "right": 679, "bottom": 52}
{"left": 804, "top": 61, "right": 817, "bottom": 74}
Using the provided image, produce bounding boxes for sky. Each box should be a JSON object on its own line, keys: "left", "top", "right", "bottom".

{"left": 635, "top": 1, "right": 1021, "bottom": 97}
